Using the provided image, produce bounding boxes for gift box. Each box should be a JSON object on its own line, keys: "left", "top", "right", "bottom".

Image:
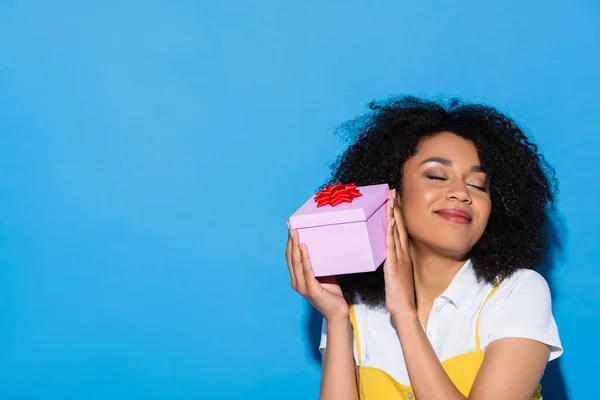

{"left": 288, "top": 182, "right": 390, "bottom": 277}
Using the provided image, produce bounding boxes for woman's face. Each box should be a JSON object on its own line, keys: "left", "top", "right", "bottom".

{"left": 400, "top": 132, "right": 491, "bottom": 259}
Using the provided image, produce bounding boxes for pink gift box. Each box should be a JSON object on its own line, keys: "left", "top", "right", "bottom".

{"left": 288, "top": 183, "right": 390, "bottom": 277}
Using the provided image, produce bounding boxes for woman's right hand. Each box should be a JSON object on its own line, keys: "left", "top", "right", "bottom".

{"left": 285, "top": 223, "right": 349, "bottom": 323}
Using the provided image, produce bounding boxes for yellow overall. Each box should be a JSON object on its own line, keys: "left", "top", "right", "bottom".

{"left": 349, "top": 284, "right": 543, "bottom": 399}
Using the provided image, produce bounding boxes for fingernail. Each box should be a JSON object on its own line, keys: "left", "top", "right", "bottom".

{"left": 290, "top": 229, "right": 295, "bottom": 239}
{"left": 286, "top": 221, "right": 291, "bottom": 230}
{"left": 392, "top": 189, "right": 396, "bottom": 199}
{"left": 389, "top": 198, "right": 394, "bottom": 209}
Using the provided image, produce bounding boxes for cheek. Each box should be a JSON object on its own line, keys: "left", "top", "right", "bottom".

{"left": 400, "top": 190, "right": 437, "bottom": 234}
{"left": 422, "top": 189, "right": 438, "bottom": 205}
{"left": 401, "top": 182, "right": 437, "bottom": 209}
{"left": 475, "top": 200, "right": 492, "bottom": 231}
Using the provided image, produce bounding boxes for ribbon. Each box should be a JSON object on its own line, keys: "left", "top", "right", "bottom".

{"left": 314, "top": 182, "right": 362, "bottom": 208}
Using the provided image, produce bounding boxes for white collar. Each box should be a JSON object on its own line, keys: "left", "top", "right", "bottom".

{"left": 438, "top": 259, "right": 480, "bottom": 310}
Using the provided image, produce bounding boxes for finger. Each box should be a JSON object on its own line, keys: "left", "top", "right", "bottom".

{"left": 393, "top": 222, "right": 402, "bottom": 261}
{"left": 395, "top": 212, "right": 409, "bottom": 253}
{"left": 385, "top": 190, "right": 397, "bottom": 266}
{"left": 291, "top": 229, "right": 307, "bottom": 293}
{"left": 286, "top": 221, "right": 296, "bottom": 287}
{"left": 300, "top": 244, "right": 322, "bottom": 297}
{"left": 389, "top": 189, "right": 402, "bottom": 258}
{"left": 385, "top": 217, "right": 397, "bottom": 267}
{"left": 386, "top": 189, "right": 394, "bottom": 222}
{"left": 285, "top": 231, "right": 296, "bottom": 288}
{"left": 392, "top": 192, "right": 409, "bottom": 252}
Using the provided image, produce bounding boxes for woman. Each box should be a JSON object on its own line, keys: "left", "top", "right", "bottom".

{"left": 285, "top": 96, "right": 562, "bottom": 400}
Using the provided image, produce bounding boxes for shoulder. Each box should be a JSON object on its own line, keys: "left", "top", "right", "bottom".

{"left": 319, "top": 297, "right": 389, "bottom": 348}
{"left": 481, "top": 268, "right": 553, "bottom": 322}
{"left": 504, "top": 268, "right": 550, "bottom": 288}
{"left": 491, "top": 269, "right": 552, "bottom": 310}
{"left": 351, "top": 297, "right": 390, "bottom": 322}
{"left": 349, "top": 298, "right": 397, "bottom": 349}
{"left": 480, "top": 268, "right": 562, "bottom": 360}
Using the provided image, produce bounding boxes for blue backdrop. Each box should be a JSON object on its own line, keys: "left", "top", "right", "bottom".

{"left": 0, "top": 1, "right": 598, "bottom": 399}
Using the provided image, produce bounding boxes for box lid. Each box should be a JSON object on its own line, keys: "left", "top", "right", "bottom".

{"left": 289, "top": 183, "right": 390, "bottom": 229}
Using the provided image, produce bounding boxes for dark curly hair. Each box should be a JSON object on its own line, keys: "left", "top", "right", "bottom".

{"left": 325, "top": 96, "right": 558, "bottom": 306}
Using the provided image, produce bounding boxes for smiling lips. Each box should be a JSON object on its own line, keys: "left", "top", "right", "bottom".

{"left": 434, "top": 208, "right": 472, "bottom": 224}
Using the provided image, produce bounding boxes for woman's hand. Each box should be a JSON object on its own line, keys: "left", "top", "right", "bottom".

{"left": 285, "top": 223, "right": 349, "bottom": 323}
{"left": 384, "top": 189, "right": 416, "bottom": 318}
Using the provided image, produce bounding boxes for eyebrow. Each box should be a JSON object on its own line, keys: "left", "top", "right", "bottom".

{"left": 419, "top": 157, "right": 486, "bottom": 173}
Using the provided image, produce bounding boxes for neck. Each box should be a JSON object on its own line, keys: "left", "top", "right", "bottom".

{"left": 409, "top": 241, "right": 467, "bottom": 311}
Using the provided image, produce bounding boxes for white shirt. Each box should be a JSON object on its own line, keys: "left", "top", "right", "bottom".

{"left": 319, "top": 260, "right": 563, "bottom": 385}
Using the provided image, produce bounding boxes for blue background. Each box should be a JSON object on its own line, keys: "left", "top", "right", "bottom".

{"left": 0, "top": 1, "right": 598, "bottom": 399}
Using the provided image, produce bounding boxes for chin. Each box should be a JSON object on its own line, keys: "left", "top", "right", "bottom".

{"left": 438, "top": 247, "right": 472, "bottom": 261}
{"left": 407, "top": 226, "right": 480, "bottom": 259}
{"left": 418, "top": 238, "right": 474, "bottom": 260}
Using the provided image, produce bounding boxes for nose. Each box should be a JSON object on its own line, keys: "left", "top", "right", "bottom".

{"left": 445, "top": 182, "right": 472, "bottom": 205}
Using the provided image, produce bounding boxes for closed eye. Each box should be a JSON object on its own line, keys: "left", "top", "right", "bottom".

{"left": 468, "top": 184, "right": 487, "bottom": 192}
{"left": 427, "top": 175, "right": 447, "bottom": 181}
{"left": 428, "top": 175, "right": 487, "bottom": 192}
{"left": 427, "top": 175, "right": 487, "bottom": 193}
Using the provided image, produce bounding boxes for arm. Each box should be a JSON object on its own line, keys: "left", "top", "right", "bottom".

{"left": 392, "top": 310, "right": 465, "bottom": 400}
{"left": 319, "top": 318, "right": 359, "bottom": 400}
{"left": 392, "top": 310, "right": 550, "bottom": 400}
{"left": 469, "top": 338, "right": 549, "bottom": 399}
{"left": 285, "top": 225, "right": 359, "bottom": 400}
{"left": 385, "top": 190, "right": 556, "bottom": 399}
{"left": 469, "top": 271, "right": 560, "bottom": 399}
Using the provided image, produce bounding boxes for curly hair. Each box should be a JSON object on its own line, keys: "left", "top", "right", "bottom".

{"left": 326, "top": 96, "right": 558, "bottom": 306}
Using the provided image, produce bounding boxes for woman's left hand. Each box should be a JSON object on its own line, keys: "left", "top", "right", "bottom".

{"left": 383, "top": 189, "right": 416, "bottom": 318}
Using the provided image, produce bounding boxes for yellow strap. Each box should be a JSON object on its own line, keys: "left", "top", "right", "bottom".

{"left": 475, "top": 280, "right": 504, "bottom": 351}
{"left": 349, "top": 304, "right": 362, "bottom": 366}
{"left": 351, "top": 281, "right": 503, "bottom": 363}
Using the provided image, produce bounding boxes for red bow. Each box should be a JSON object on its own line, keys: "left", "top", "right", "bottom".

{"left": 314, "top": 182, "right": 362, "bottom": 208}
